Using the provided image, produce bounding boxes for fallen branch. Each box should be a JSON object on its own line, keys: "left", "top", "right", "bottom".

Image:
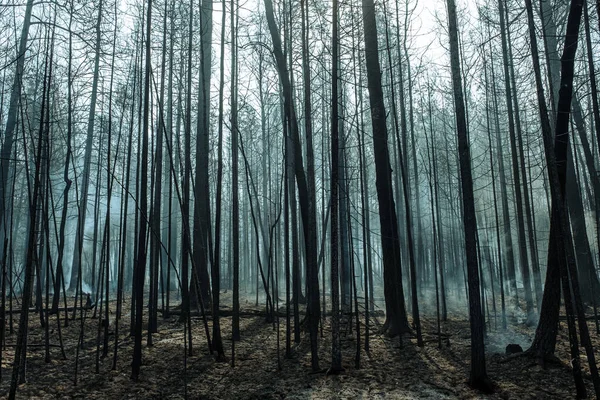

{"left": 5, "top": 303, "right": 96, "bottom": 314}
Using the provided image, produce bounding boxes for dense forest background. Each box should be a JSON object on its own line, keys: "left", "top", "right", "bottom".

{"left": 0, "top": 0, "right": 599, "bottom": 398}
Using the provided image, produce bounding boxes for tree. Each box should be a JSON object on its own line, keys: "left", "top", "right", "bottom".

{"left": 69, "top": 0, "right": 104, "bottom": 292}
{"left": 132, "top": 0, "right": 152, "bottom": 380}
{"left": 192, "top": 0, "right": 213, "bottom": 307}
{"left": 9, "top": 25, "right": 53, "bottom": 399}
{"left": 231, "top": 0, "right": 240, "bottom": 344}
{"left": 361, "top": 0, "right": 410, "bottom": 337}
{"left": 329, "top": 0, "right": 342, "bottom": 374}
{"left": 0, "top": 0, "right": 34, "bottom": 245}
{"left": 446, "top": 0, "right": 491, "bottom": 391}
{"left": 211, "top": 0, "right": 228, "bottom": 359}
{"left": 525, "top": 0, "right": 600, "bottom": 395}
{"left": 262, "top": 0, "right": 320, "bottom": 370}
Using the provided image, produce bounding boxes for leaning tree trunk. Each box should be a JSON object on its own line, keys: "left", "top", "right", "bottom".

{"left": 263, "top": 0, "right": 321, "bottom": 371}
{"left": 525, "top": 2, "right": 600, "bottom": 396}
{"left": 0, "top": 0, "right": 34, "bottom": 244}
{"left": 9, "top": 33, "right": 51, "bottom": 399}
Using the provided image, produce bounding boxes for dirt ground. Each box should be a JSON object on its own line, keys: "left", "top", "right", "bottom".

{"left": 0, "top": 290, "right": 597, "bottom": 399}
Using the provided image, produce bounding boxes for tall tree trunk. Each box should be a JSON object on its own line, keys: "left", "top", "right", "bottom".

{"left": 0, "top": 0, "right": 34, "bottom": 241}
{"left": 446, "top": 0, "right": 490, "bottom": 390}
{"left": 263, "top": 0, "right": 320, "bottom": 370}
{"left": 69, "top": 0, "right": 104, "bottom": 291}
{"left": 211, "top": 0, "right": 227, "bottom": 359}
{"left": 384, "top": 0, "right": 422, "bottom": 345}
{"left": 361, "top": 0, "right": 410, "bottom": 337}
{"left": 488, "top": 43, "right": 517, "bottom": 301}
{"left": 192, "top": 0, "right": 214, "bottom": 307}
{"left": 525, "top": 4, "right": 600, "bottom": 395}
{"left": 180, "top": 0, "right": 195, "bottom": 353}
{"left": 300, "top": 0, "right": 317, "bottom": 317}
{"left": 149, "top": 0, "right": 169, "bottom": 340}
{"left": 231, "top": 0, "right": 240, "bottom": 343}
{"left": 9, "top": 32, "right": 51, "bottom": 399}
{"left": 329, "top": 0, "right": 342, "bottom": 374}
{"left": 498, "top": 0, "right": 535, "bottom": 321}
{"left": 52, "top": 2, "right": 74, "bottom": 313}
{"left": 483, "top": 43, "right": 507, "bottom": 329}
{"left": 132, "top": 0, "right": 152, "bottom": 380}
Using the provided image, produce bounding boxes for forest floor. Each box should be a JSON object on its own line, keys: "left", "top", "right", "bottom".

{"left": 0, "top": 290, "right": 597, "bottom": 399}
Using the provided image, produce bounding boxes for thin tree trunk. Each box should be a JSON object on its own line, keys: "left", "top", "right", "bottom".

{"left": 211, "top": 0, "right": 227, "bottom": 359}
{"left": 0, "top": 0, "right": 34, "bottom": 238}
{"left": 69, "top": 0, "right": 104, "bottom": 291}
{"left": 329, "top": 0, "right": 342, "bottom": 374}
{"left": 132, "top": 0, "right": 152, "bottom": 379}
{"left": 231, "top": 0, "right": 240, "bottom": 343}
{"left": 9, "top": 32, "right": 50, "bottom": 400}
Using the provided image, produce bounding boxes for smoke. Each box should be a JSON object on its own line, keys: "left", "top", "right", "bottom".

{"left": 486, "top": 327, "right": 532, "bottom": 355}
{"left": 81, "top": 281, "right": 92, "bottom": 295}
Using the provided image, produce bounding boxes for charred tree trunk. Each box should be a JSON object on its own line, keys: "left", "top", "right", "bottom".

{"left": 263, "top": 0, "right": 320, "bottom": 370}
{"left": 361, "top": 0, "right": 410, "bottom": 337}
{"left": 132, "top": 0, "right": 152, "bottom": 380}
{"left": 69, "top": 0, "right": 104, "bottom": 291}
{"left": 446, "top": 0, "right": 490, "bottom": 391}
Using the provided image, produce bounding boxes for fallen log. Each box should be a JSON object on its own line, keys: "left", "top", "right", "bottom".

{"left": 3, "top": 303, "right": 96, "bottom": 315}
{"left": 158, "top": 308, "right": 385, "bottom": 319}
{"left": 558, "top": 315, "right": 598, "bottom": 321}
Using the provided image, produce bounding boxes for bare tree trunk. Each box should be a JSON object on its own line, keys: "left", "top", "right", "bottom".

{"left": 132, "top": 0, "right": 152, "bottom": 380}
{"left": 149, "top": 0, "right": 169, "bottom": 341}
{"left": 180, "top": 0, "right": 195, "bottom": 354}
{"left": 211, "top": 0, "right": 227, "bottom": 359}
{"left": 52, "top": 0, "right": 74, "bottom": 315}
{"left": 300, "top": 0, "right": 317, "bottom": 318}
{"left": 361, "top": 0, "right": 410, "bottom": 337}
{"left": 350, "top": 2, "right": 370, "bottom": 350}
{"left": 525, "top": 1, "right": 600, "bottom": 396}
{"left": 329, "top": 0, "right": 342, "bottom": 374}
{"left": 69, "top": 0, "right": 104, "bottom": 291}
{"left": 0, "top": 0, "right": 34, "bottom": 240}
{"left": 499, "top": 0, "right": 535, "bottom": 321}
{"left": 263, "top": 0, "right": 320, "bottom": 370}
{"left": 192, "top": 0, "right": 213, "bottom": 307}
{"left": 483, "top": 40, "right": 507, "bottom": 329}
{"left": 427, "top": 83, "right": 447, "bottom": 322}
{"left": 9, "top": 31, "right": 51, "bottom": 400}
{"left": 446, "top": 0, "right": 490, "bottom": 390}
{"left": 383, "top": 0, "right": 422, "bottom": 345}
{"left": 231, "top": 0, "right": 240, "bottom": 343}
